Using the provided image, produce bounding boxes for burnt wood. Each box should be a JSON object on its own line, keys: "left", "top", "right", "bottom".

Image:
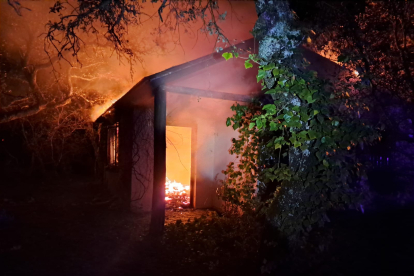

{"left": 150, "top": 87, "right": 167, "bottom": 236}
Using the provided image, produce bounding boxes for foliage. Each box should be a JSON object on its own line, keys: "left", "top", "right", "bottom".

{"left": 45, "top": 0, "right": 229, "bottom": 67}
{"left": 163, "top": 213, "right": 262, "bottom": 271}
{"left": 306, "top": 1, "right": 414, "bottom": 103}
{"left": 219, "top": 52, "right": 379, "bottom": 243}
{"left": 2, "top": 1, "right": 229, "bottom": 123}
{"left": 10, "top": 94, "right": 103, "bottom": 175}
{"left": 0, "top": 4, "right": 128, "bottom": 124}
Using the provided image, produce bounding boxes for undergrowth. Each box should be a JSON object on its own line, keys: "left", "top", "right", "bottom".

{"left": 162, "top": 213, "right": 262, "bottom": 272}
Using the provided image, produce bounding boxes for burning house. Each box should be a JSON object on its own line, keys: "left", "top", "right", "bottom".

{"left": 95, "top": 39, "right": 344, "bottom": 214}
{"left": 95, "top": 39, "right": 260, "bottom": 213}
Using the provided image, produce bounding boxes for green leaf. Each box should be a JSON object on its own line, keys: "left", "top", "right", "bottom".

{"left": 226, "top": 118, "right": 231, "bottom": 126}
{"left": 234, "top": 52, "right": 239, "bottom": 58}
{"left": 257, "top": 70, "right": 266, "bottom": 83}
{"left": 321, "top": 137, "right": 326, "bottom": 143}
{"left": 298, "top": 130, "right": 308, "bottom": 138}
{"left": 222, "top": 52, "right": 233, "bottom": 61}
{"left": 233, "top": 122, "right": 240, "bottom": 130}
{"left": 316, "top": 151, "right": 322, "bottom": 161}
{"left": 317, "top": 114, "right": 324, "bottom": 124}
{"left": 313, "top": 110, "right": 319, "bottom": 116}
{"left": 263, "top": 104, "right": 276, "bottom": 112}
{"left": 244, "top": 60, "right": 253, "bottom": 69}
{"left": 249, "top": 122, "right": 255, "bottom": 130}
{"left": 269, "top": 121, "right": 278, "bottom": 131}
{"left": 275, "top": 143, "right": 281, "bottom": 150}
{"left": 263, "top": 63, "right": 275, "bottom": 71}
{"left": 308, "top": 70, "right": 318, "bottom": 79}
{"left": 306, "top": 95, "right": 316, "bottom": 104}
{"left": 265, "top": 88, "right": 281, "bottom": 94}
{"left": 308, "top": 130, "right": 317, "bottom": 140}
{"left": 291, "top": 115, "right": 300, "bottom": 122}
{"left": 323, "top": 159, "right": 329, "bottom": 167}
{"left": 272, "top": 68, "right": 280, "bottom": 76}
{"left": 300, "top": 111, "right": 309, "bottom": 122}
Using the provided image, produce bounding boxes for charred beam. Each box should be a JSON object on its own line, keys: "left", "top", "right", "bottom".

{"left": 164, "top": 86, "right": 254, "bottom": 103}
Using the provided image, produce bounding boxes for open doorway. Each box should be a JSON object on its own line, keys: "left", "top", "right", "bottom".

{"left": 165, "top": 126, "right": 192, "bottom": 209}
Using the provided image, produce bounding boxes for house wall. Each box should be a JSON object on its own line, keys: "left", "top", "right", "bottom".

{"left": 166, "top": 92, "right": 241, "bottom": 210}
{"left": 130, "top": 108, "right": 155, "bottom": 213}
{"left": 212, "top": 110, "right": 242, "bottom": 210}
{"left": 99, "top": 108, "right": 134, "bottom": 209}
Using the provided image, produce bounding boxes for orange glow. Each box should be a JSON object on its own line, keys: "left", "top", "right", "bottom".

{"left": 90, "top": 99, "right": 116, "bottom": 121}
{"left": 165, "top": 126, "right": 191, "bottom": 207}
{"left": 165, "top": 178, "right": 190, "bottom": 198}
{"left": 165, "top": 178, "right": 190, "bottom": 207}
{"left": 0, "top": 1, "right": 257, "bottom": 122}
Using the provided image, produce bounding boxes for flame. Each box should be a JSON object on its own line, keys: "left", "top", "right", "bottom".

{"left": 165, "top": 177, "right": 190, "bottom": 197}
{"left": 90, "top": 99, "right": 117, "bottom": 121}
{"left": 165, "top": 177, "right": 190, "bottom": 207}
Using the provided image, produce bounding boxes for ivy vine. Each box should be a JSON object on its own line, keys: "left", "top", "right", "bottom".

{"left": 219, "top": 52, "right": 380, "bottom": 242}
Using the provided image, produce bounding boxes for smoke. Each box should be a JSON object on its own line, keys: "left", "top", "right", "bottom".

{"left": 0, "top": 1, "right": 257, "bottom": 121}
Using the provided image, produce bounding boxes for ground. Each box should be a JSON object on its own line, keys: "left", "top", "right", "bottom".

{"left": 1, "top": 177, "right": 414, "bottom": 276}
{"left": 0, "top": 178, "right": 255, "bottom": 276}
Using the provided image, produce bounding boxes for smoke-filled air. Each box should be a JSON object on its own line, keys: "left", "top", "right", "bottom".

{"left": 1, "top": 1, "right": 414, "bottom": 276}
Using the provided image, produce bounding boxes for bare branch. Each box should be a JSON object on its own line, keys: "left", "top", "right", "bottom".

{"left": 7, "top": 0, "right": 31, "bottom": 16}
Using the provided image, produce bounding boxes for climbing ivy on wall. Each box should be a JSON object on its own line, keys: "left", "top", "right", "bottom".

{"left": 219, "top": 52, "right": 380, "bottom": 243}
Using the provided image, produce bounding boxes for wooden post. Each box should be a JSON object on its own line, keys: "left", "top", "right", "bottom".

{"left": 150, "top": 87, "right": 166, "bottom": 236}
{"left": 190, "top": 126, "right": 197, "bottom": 208}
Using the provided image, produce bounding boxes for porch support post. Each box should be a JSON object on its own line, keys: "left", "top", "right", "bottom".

{"left": 150, "top": 87, "right": 166, "bottom": 236}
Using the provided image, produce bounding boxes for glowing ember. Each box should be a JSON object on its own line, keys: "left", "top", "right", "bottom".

{"left": 165, "top": 177, "right": 190, "bottom": 208}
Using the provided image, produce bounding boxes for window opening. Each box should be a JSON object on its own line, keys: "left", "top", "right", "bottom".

{"left": 107, "top": 123, "right": 119, "bottom": 166}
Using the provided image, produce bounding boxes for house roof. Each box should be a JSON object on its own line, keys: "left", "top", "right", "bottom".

{"left": 113, "top": 38, "right": 257, "bottom": 109}
{"left": 97, "top": 38, "right": 343, "bottom": 120}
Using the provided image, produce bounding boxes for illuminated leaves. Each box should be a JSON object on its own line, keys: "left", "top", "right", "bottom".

{"left": 244, "top": 60, "right": 253, "bottom": 69}
{"left": 222, "top": 49, "right": 380, "bottom": 242}
{"left": 256, "top": 70, "right": 266, "bottom": 83}
{"left": 226, "top": 117, "right": 231, "bottom": 126}
{"left": 222, "top": 52, "right": 233, "bottom": 61}
{"left": 262, "top": 63, "right": 275, "bottom": 71}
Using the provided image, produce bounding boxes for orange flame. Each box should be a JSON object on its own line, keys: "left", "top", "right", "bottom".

{"left": 165, "top": 177, "right": 190, "bottom": 207}
{"left": 165, "top": 177, "right": 190, "bottom": 199}
{"left": 90, "top": 99, "right": 117, "bottom": 121}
